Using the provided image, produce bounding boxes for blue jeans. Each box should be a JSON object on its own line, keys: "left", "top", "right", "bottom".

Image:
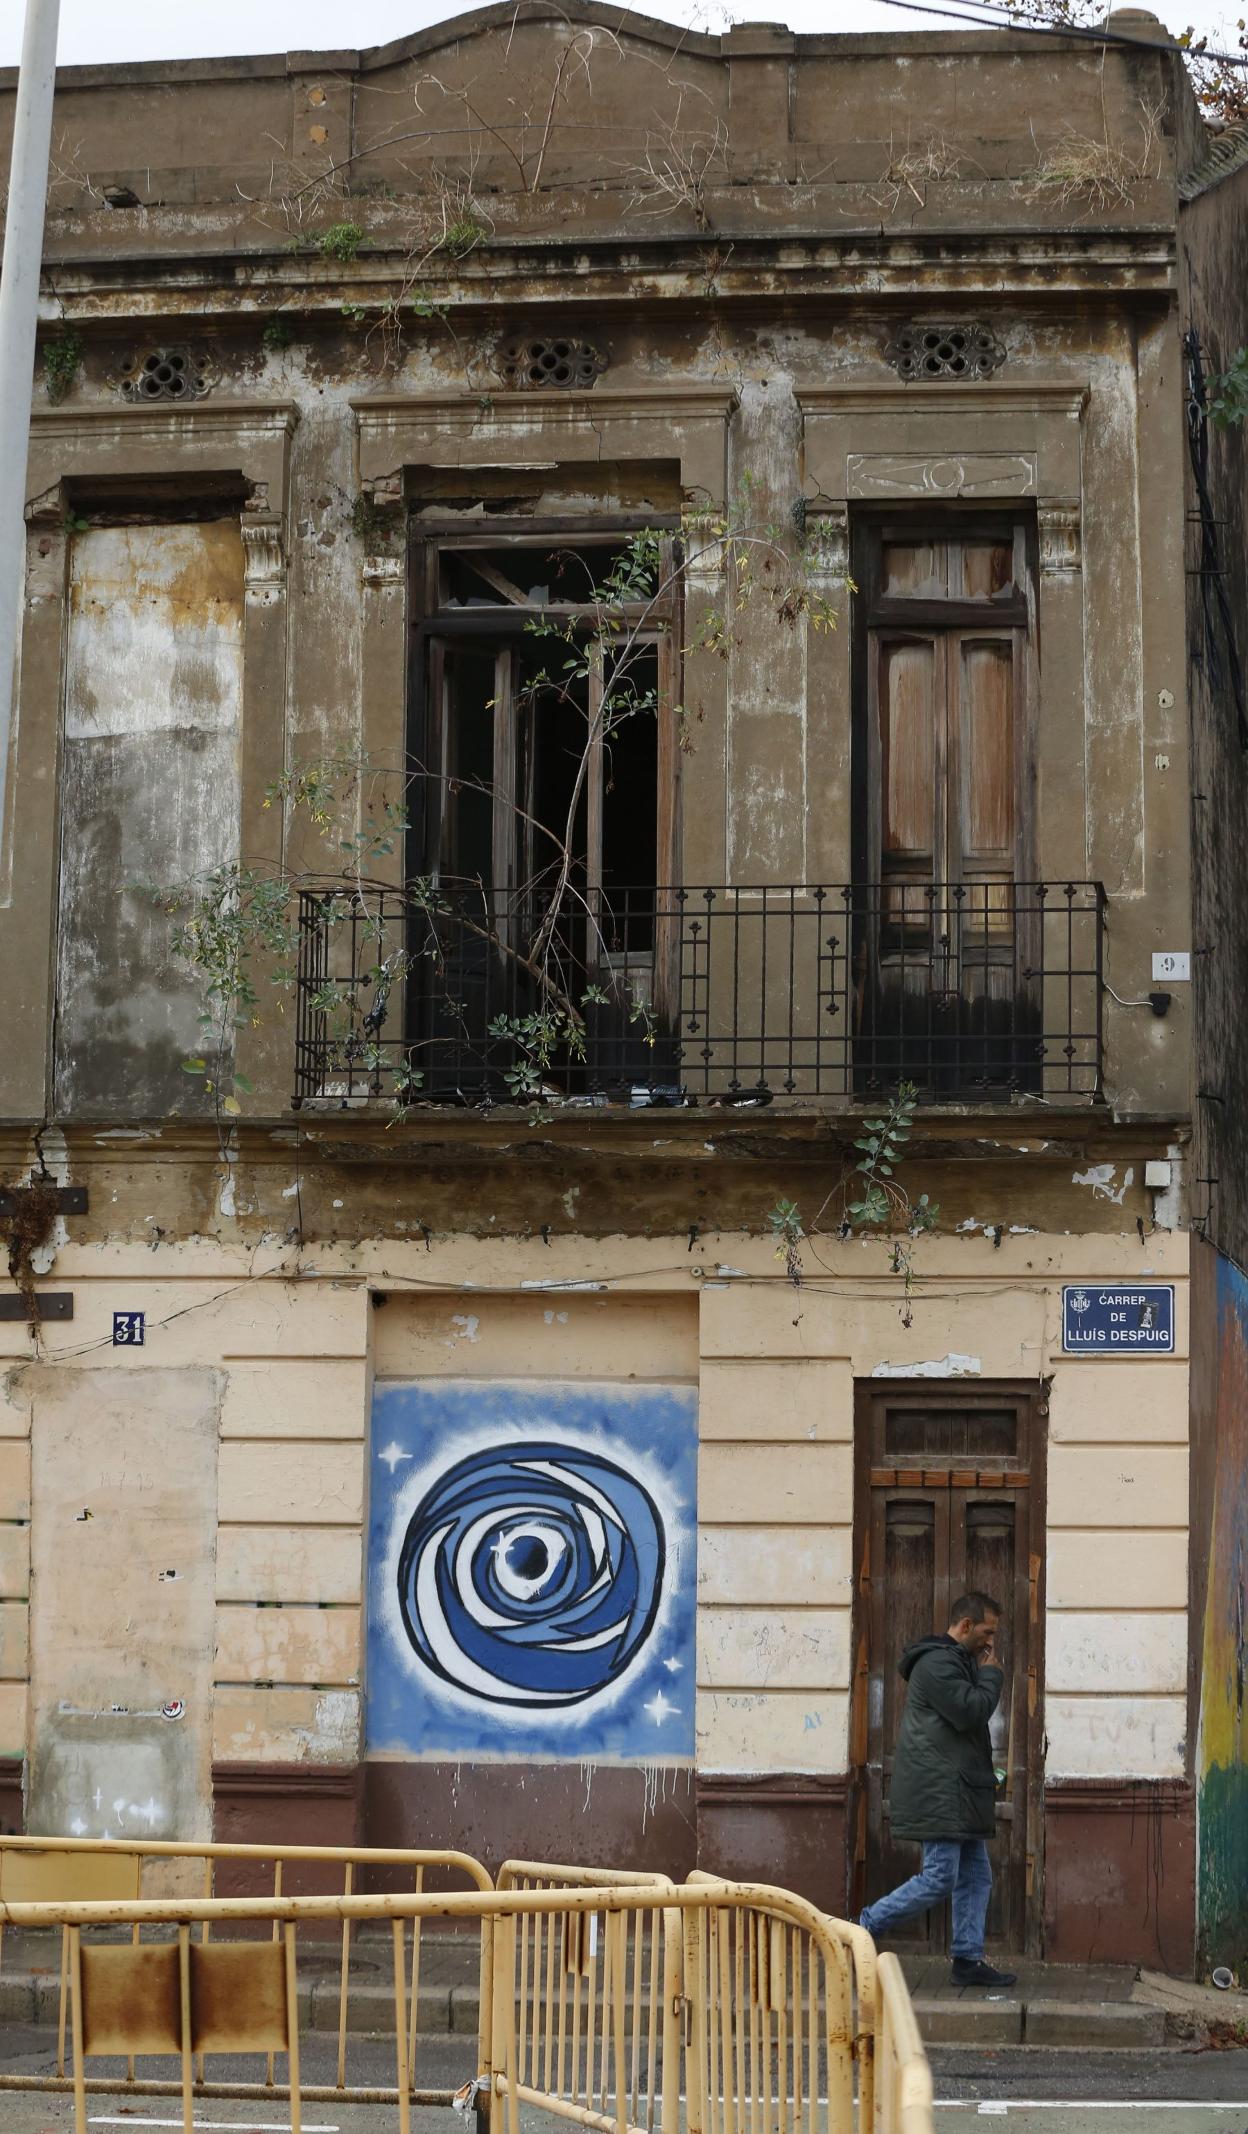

{"left": 860, "top": 1839, "right": 993, "bottom": 1962}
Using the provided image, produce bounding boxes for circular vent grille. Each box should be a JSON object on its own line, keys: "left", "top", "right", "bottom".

{"left": 885, "top": 324, "right": 1006, "bottom": 381}
{"left": 120, "top": 348, "right": 213, "bottom": 402}
{"left": 499, "top": 336, "right": 608, "bottom": 390}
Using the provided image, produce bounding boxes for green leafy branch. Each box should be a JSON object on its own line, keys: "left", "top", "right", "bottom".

{"left": 767, "top": 1083, "right": 940, "bottom": 1318}
{"left": 1208, "top": 347, "right": 1248, "bottom": 430}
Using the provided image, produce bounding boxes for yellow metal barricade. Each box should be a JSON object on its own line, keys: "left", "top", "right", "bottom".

{"left": 0, "top": 1856, "right": 933, "bottom": 2134}
{"left": 0, "top": 1832, "right": 494, "bottom": 2113}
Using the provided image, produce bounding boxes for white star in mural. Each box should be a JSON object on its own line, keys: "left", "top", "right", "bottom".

{"left": 379, "top": 1441, "right": 413, "bottom": 1474}
{"left": 662, "top": 1656, "right": 683, "bottom": 1674}
{"left": 645, "top": 1690, "right": 681, "bottom": 1726}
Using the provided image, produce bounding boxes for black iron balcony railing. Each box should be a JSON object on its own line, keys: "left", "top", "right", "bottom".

{"left": 292, "top": 881, "right": 1105, "bottom": 1109}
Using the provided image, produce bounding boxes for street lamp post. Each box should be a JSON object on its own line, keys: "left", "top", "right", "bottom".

{"left": 0, "top": 0, "right": 61, "bottom": 864}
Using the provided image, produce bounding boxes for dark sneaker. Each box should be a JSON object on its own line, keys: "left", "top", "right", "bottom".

{"left": 951, "top": 1958, "right": 1018, "bottom": 1988}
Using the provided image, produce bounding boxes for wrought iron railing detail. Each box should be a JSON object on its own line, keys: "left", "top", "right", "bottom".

{"left": 292, "top": 881, "right": 1105, "bottom": 1108}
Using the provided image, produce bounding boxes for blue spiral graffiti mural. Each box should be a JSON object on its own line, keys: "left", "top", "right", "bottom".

{"left": 396, "top": 1444, "right": 664, "bottom": 1708}
{"left": 367, "top": 1381, "right": 697, "bottom": 1759}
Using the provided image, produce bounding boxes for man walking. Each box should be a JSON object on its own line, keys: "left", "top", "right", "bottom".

{"left": 860, "top": 1589, "right": 1017, "bottom": 1988}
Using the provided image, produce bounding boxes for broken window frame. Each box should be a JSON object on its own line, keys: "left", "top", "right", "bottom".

{"left": 404, "top": 518, "right": 685, "bottom": 1087}
{"left": 410, "top": 520, "right": 682, "bottom": 909}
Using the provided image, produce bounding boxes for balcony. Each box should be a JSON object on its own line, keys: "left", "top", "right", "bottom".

{"left": 292, "top": 881, "right": 1105, "bottom": 1111}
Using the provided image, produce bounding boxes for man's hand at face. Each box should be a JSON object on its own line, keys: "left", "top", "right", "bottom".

{"left": 977, "top": 1635, "right": 998, "bottom": 1667}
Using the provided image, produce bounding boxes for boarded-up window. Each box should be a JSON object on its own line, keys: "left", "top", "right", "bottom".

{"left": 54, "top": 523, "right": 243, "bottom": 1115}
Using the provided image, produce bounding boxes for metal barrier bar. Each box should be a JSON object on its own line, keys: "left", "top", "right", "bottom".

{"left": 874, "top": 1952, "right": 934, "bottom": 2134}
{"left": 0, "top": 1832, "right": 494, "bottom": 1883}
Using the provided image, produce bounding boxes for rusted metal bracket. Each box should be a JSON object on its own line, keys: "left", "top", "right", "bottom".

{"left": 0, "top": 1185, "right": 87, "bottom": 1217}
{"left": 0, "top": 1292, "right": 73, "bottom": 1320}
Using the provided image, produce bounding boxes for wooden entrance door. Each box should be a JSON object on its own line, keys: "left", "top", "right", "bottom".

{"left": 850, "top": 1385, "right": 1045, "bottom": 1955}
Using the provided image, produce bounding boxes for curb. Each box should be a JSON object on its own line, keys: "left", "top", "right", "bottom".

{"left": 914, "top": 1996, "right": 1169, "bottom": 2049}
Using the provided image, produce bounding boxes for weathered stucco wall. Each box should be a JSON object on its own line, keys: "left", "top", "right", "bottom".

{"left": 0, "top": 1223, "right": 1189, "bottom": 1784}
{"left": 0, "top": 308, "right": 1195, "bottom": 1125}
{"left": 19, "top": 1365, "right": 219, "bottom": 1849}
{"left": 55, "top": 522, "right": 244, "bottom": 1116}
{"left": 0, "top": 2, "right": 1210, "bottom": 1967}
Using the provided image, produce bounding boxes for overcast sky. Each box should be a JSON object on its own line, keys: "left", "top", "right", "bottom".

{"left": 0, "top": 0, "right": 1241, "bottom": 69}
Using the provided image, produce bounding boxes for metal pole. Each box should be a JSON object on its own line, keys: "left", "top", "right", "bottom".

{"left": 0, "top": 0, "right": 61, "bottom": 859}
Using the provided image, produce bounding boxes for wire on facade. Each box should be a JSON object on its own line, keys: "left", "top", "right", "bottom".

{"left": 874, "top": 0, "right": 1248, "bottom": 68}
{"left": 1184, "top": 325, "right": 1248, "bottom": 751}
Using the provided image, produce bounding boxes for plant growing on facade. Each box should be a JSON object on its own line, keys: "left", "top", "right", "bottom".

{"left": 1208, "top": 346, "right": 1248, "bottom": 428}
{"left": 349, "top": 492, "right": 392, "bottom": 544}
{"left": 43, "top": 325, "right": 83, "bottom": 403}
{"left": 1024, "top": 99, "right": 1164, "bottom": 213}
{"left": 768, "top": 1084, "right": 940, "bottom": 1321}
{"left": 623, "top": 112, "right": 729, "bottom": 229}
{"left": 314, "top": 220, "right": 365, "bottom": 262}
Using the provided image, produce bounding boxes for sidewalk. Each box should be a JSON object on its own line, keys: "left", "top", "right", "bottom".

{"left": 902, "top": 1955, "right": 1248, "bottom": 2049}
{"left": 2, "top": 1923, "right": 1244, "bottom": 2051}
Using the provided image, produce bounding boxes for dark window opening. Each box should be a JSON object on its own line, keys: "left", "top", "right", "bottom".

{"left": 407, "top": 529, "right": 679, "bottom": 1098}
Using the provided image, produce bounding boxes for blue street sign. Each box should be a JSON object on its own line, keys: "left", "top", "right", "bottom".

{"left": 1062, "top": 1284, "right": 1174, "bottom": 1353}
{"left": 112, "top": 1311, "right": 145, "bottom": 1347}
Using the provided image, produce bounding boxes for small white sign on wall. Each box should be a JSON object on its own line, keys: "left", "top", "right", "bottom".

{"left": 1152, "top": 952, "right": 1190, "bottom": 982}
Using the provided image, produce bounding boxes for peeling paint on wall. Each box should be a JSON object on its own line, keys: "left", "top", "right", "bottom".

{"left": 1073, "top": 1163, "right": 1135, "bottom": 1204}
{"left": 870, "top": 1353, "right": 982, "bottom": 1379}
{"left": 54, "top": 523, "right": 243, "bottom": 1117}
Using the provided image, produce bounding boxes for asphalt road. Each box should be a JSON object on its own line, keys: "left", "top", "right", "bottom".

{"left": 5, "top": 2029, "right": 1248, "bottom": 2132}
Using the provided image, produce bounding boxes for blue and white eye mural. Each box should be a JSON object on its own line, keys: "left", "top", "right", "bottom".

{"left": 366, "top": 1381, "right": 697, "bottom": 1759}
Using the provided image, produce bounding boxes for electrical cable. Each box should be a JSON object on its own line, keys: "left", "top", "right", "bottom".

{"left": 1185, "top": 325, "right": 1248, "bottom": 750}
{"left": 870, "top": 0, "right": 1248, "bottom": 68}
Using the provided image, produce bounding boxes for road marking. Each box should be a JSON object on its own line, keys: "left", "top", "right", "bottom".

{"left": 89, "top": 2118, "right": 339, "bottom": 2132}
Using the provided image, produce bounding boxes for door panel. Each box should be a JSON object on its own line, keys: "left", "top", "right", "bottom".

{"left": 956, "top": 637, "right": 1015, "bottom": 872}
{"left": 880, "top": 636, "right": 938, "bottom": 887}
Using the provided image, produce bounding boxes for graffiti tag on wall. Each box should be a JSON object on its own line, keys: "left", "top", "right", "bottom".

{"left": 367, "top": 1381, "right": 696, "bottom": 1758}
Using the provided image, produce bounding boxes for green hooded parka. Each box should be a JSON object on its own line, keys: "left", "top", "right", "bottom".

{"left": 888, "top": 1632, "right": 1004, "bottom": 1843}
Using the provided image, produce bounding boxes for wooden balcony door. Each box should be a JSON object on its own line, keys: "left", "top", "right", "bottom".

{"left": 850, "top": 1384, "right": 1046, "bottom": 1957}
{"left": 854, "top": 521, "right": 1038, "bottom": 1094}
